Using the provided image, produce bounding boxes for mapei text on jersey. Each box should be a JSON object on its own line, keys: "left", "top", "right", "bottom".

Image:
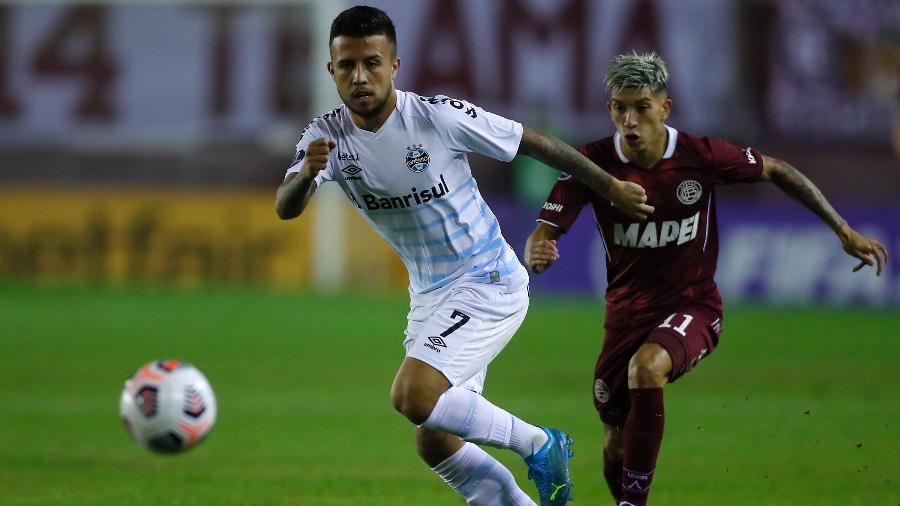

{"left": 613, "top": 211, "right": 700, "bottom": 249}
{"left": 362, "top": 174, "right": 450, "bottom": 211}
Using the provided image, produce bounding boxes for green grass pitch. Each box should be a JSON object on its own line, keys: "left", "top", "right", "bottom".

{"left": 0, "top": 286, "right": 897, "bottom": 505}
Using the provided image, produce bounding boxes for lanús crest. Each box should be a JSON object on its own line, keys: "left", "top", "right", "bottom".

{"left": 405, "top": 144, "right": 430, "bottom": 173}
{"left": 676, "top": 179, "right": 702, "bottom": 205}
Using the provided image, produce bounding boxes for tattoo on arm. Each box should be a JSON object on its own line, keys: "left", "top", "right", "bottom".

{"left": 519, "top": 127, "right": 614, "bottom": 196}
{"left": 766, "top": 157, "right": 847, "bottom": 231}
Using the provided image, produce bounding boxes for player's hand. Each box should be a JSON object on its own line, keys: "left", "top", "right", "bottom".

{"left": 609, "top": 179, "right": 655, "bottom": 220}
{"left": 838, "top": 225, "right": 889, "bottom": 276}
{"left": 299, "top": 138, "right": 336, "bottom": 181}
{"left": 526, "top": 239, "right": 559, "bottom": 274}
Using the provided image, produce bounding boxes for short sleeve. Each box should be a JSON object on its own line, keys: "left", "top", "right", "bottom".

{"left": 284, "top": 121, "right": 334, "bottom": 187}
{"left": 426, "top": 96, "right": 523, "bottom": 161}
{"left": 536, "top": 160, "right": 592, "bottom": 233}
{"left": 707, "top": 137, "right": 765, "bottom": 184}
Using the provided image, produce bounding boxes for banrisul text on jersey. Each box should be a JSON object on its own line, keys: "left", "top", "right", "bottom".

{"left": 362, "top": 174, "right": 450, "bottom": 210}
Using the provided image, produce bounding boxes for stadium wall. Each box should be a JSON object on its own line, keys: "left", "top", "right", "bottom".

{"left": 0, "top": 1, "right": 896, "bottom": 304}
{"left": 1, "top": 187, "right": 895, "bottom": 306}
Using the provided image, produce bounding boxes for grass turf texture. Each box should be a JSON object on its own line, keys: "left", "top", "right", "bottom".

{"left": 0, "top": 286, "right": 897, "bottom": 505}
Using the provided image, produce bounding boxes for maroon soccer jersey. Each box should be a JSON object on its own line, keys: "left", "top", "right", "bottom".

{"left": 537, "top": 127, "right": 764, "bottom": 327}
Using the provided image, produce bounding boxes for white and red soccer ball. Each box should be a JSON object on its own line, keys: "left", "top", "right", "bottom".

{"left": 120, "top": 360, "right": 217, "bottom": 453}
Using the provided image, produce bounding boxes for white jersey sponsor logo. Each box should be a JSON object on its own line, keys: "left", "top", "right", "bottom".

{"left": 542, "top": 202, "right": 564, "bottom": 213}
{"left": 613, "top": 211, "right": 700, "bottom": 248}
{"left": 744, "top": 147, "right": 757, "bottom": 164}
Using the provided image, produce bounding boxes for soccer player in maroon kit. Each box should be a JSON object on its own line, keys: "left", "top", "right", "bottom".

{"left": 525, "top": 52, "right": 889, "bottom": 506}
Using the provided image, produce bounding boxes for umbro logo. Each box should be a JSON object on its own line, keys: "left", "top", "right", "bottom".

{"left": 424, "top": 336, "right": 447, "bottom": 353}
{"left": 342, "top": 165, "right": 363, "bottom": 181}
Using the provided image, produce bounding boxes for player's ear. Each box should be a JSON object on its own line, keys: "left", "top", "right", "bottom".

{"left": 327, "top": 61, "right": 335, "bottom": 77}
{"left": 661, "top": 98, "right": 672, "bottom": 120}
{"left": 391, "top": 57, "right": 401, "bottom": 80}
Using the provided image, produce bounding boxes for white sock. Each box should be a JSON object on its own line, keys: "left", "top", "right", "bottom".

{"left": 433, "top": 442, "right": 536, "bottom": 506}
{"left": 421, "top": 387, "right": 548, "bottom": 458}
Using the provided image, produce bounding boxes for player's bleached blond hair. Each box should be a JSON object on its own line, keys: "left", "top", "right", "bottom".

{"left": 604, "top": 51, "right": 669, "bottom": 95}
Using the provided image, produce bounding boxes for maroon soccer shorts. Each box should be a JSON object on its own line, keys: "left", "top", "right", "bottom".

{"left": 593, "top": 304, "right": 723, "bottom": 426}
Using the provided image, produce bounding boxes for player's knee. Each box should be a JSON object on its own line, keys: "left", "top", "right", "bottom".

{"left": 628, "top": 345, "right": 671, "bottom": 388}
{"left": 628, "top": 361, "right": 666, "bottom": 388}
{"left": 390, "top": 380, "right": 438, "bottom": 424}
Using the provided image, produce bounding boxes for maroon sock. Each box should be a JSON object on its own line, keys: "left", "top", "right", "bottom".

{"left": 603, "top": 449, "right": 623, "bottom": 503}
{"left": 621, "top": 388, "right": 665, "bottom": 506}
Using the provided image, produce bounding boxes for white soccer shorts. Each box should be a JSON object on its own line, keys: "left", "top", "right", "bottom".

{"left": 403, "top": 280, "right": 529, "bottom": 394}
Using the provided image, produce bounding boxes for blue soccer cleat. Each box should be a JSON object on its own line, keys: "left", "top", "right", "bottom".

{"left": 524, "top": 426, "right": 574, "bottom": 505}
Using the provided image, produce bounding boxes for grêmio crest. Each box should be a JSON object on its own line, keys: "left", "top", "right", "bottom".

{"left": 405, "top": 144, "right": 430, "bottom": 173}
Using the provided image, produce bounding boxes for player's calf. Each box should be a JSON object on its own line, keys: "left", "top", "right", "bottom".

{"left": 620, "top": 388, "right": 665, "bottom": 506}
{"left": 603, "top": 424, "right": 625, "bottom": 502}
{"left": 416, "top": 427, "right": 464, "bottom": 467}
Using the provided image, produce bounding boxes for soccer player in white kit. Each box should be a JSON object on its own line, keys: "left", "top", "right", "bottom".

{"left": 276, "top": 6, "right": 654, "bottom": 505}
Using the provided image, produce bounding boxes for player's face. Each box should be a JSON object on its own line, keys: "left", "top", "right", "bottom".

{"left": 328, "top": 35, "right": 400, "bottom": 126}
{"left": 608, "top": 87, "right": 671, "bottom": 158}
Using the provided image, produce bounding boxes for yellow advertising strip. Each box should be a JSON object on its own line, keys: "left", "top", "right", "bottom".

{"left": 0, "top": 186, "right": 406, "bottom": 289}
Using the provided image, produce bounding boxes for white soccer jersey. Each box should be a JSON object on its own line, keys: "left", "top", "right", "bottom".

{"left": 286, "top": 90, "right": 529, "bottom": 295}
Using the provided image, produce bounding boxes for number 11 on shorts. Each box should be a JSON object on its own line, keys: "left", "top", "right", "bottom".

{"left": 659, "top": 313, "right": 693, "bottom": 336}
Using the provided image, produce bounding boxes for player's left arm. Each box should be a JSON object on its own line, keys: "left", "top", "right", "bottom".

{"left": 760, "top": 154, "right": 889, "bottom": 275}
{"left": 518, "top": 127, "right": 654, "bottom": 221}
{"left": 525, "top": 222, "right": 563, "bottom": 274}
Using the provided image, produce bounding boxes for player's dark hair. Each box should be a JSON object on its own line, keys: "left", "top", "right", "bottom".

{"left": 329, "top": 6, "right": 397, "bottom": 53}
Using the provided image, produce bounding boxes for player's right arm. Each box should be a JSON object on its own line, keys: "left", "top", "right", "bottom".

{"left": 525, "top": 222, "right": 563, "bottom": 274}
{"left": 275, "top": 138, "right": 336, "bottom": 220}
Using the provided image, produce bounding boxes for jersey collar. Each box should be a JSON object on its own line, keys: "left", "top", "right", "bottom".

{"left": 614, "top": 125, "right": 678, "bottom": 164}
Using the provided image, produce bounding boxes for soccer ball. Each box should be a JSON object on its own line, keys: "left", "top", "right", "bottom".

{"left": 120, "top": 359, "right": 217, "bottom": 453}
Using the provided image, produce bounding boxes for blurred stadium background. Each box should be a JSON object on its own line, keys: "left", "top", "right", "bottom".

{"left": 0, "top": 1, "right": 897, "bottom": 505}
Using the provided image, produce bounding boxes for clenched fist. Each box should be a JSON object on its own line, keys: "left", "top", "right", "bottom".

{"left": 299, "top": 138, "right": 337, "bottom": 181}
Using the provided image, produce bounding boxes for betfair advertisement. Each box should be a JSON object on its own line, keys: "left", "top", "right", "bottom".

{"left": 0, "top": 186, "right": 404, "bottom": 288}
